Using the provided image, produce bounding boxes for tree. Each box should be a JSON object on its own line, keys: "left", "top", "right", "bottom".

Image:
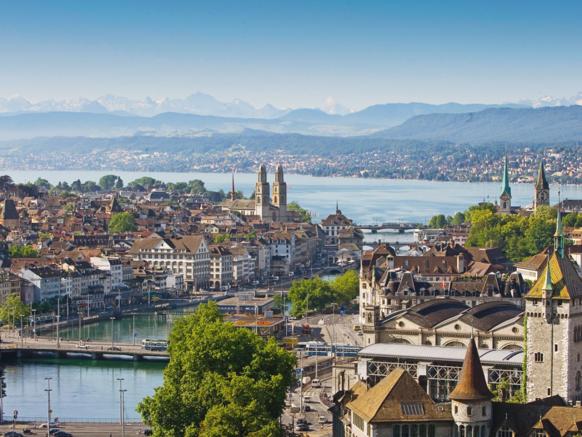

{"left": 428, "top": 214, "right": 447, "bottom": 228}
{"left": 33, "top": 178, "right": 52, "bottom": 190}
{"left": 99, "top": 175, "right": 121, "bottom": 191}
{"left": 450, "top": 212, "right": 465, "bottom": 225}
{"left": 108, "top": 212, "right": 137, "bottom": 233}
{"left": 8, "top": 244, "right": 39, "bottom": 258}
{"left": 0, "top": 293, "right": 30, "bottom": 326}
{"left": 188, "top": 179, "right": 207, "bottom": 194}
{"left": 331, "top": 270, "right": 360, "bottom": 302}
{"left": 288, "top": 276, "right": 335, "bottom": 317}
{"left": 137, "top": 302, "right": 295, "bottom": 437}
{"left": 115, "top": 176, "right": 124, "bottom": 190}
{"left": 287, "top": 201, "right": 311, "bottom": 223}
{"left": 129, "top": 177, "right": 160, "bottom": 190}
{"left": 0, "top": 175, "right": 14, "bottom": 193}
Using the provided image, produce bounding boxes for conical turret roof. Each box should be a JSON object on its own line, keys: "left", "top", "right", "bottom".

{"left": 449, "top": 338, "right": 493, "bottom": 401}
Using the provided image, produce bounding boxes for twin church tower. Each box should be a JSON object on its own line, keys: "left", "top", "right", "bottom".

{"left": 255, "top": 164, "right": 288, "bottom": 223}
{"left": 498, "top": 157, "right": 550, "bottom": 213}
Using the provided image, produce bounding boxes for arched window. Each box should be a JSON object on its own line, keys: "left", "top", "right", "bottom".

{"left": 467, "top": 406, "right": 473, "bottom": 416}
{"left": 576, "top": 371, "right": 581, "bottom": 390}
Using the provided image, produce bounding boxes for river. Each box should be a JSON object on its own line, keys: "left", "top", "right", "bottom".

{"left": 4, "top": 169, "right": 581, "bottom": 224}
{"left": 2, "top": 169, "right": 581, "bottom": 420}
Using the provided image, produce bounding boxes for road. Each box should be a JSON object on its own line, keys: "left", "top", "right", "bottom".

{"left": 0, "top": 422, "right": 149, "bottom": 436}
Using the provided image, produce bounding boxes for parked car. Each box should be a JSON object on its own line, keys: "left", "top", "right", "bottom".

{"left": 53, "top": 432, "right": 73, "bottom": 437}
{"left": 4, "top": 432, "right": 24, "bottom": 437}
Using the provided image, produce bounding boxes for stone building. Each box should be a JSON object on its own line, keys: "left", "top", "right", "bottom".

{"left": 129, "top": 233, "right": 210, "bottom": 289}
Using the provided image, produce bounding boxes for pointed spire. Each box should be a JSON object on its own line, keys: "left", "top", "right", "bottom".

{"left": 535, "top": 160, "right": 549, "bottom": 190}
{"left": 449, "top": 338, "right": 493, "bottom": 401}
{"left": 501, "top": 155, "right": 511, "bottom": 197}
{"left": 542, "top": 250, "right": 554, "bottom": 296}
{"left": 336, "top": 200, "right": 339, "bottom": 214}
{"left": 554, "top": 197, "right": 564, "bottom": 258}
{"left": 230, "top": 168, "right": 236, "bottom": 201}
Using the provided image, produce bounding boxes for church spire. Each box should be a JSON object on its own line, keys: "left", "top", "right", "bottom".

{"left": 501, "top": 155, "right": 511, "bottom": 198}
{"left": 542, "top": 250, "right": 554, "bottom": 297}
{"left": 554, "top": 204, "right": 564, "bottom": 258}
{"left": 535, "top": 160, "right": 549, "bottom": 190}
{"left": 230, "top": 168, "right": 236, "bottom": 201}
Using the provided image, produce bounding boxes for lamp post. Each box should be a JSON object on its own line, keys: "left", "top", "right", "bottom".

{"left": 44, "top": 377, "right": 52, "bottom": 437}
{"left": 132, "top": 313, "right": 136, "bottom": 346}
{"left": 32, "top": 309, "right": 37, "bottom": 341}
{"left": 56, "top": 294, "right": 61, "bottom": 349}
{"left": 117, "top": 378, "right": 126, "bottom": 437}
{"left": 110, "top": 317, "right": 116, "bottom": 349}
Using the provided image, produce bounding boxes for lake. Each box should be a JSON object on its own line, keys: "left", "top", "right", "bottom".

{"left": 4, "top": 169, "right": 581, "bottom": 224}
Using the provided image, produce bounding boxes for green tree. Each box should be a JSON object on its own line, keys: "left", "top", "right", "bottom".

{"left": 287, "top": 201, "right": 311, "bottom": 223}
{"left": 331, "top": 270, "right": 359, "bottom": 302}
{"left": 8, "top": 244, "right": 39, "bottom": 258}
{"left": 288, "top": 276, "right": 335, "bottom": 317}
{"left": 99, "top": 175, "right": 121, "bottom": 191}
{"left": 33, "top": 178, "right": 52, "bottom": 190}
{"left": 108, "top": 212, "right": 137, "bottom": 233}
{"left": 0, "top": 293, "right": 30, "bottom": 326}
{"left": 450, "top": 211, "right": 465, "bottom": 225}
{"left": 428, "top": 214, "right": 447, "bottom": 228}
{"left": 137, "top": 302, "right": 295, "bottom": 437}
{"left": 188, "top": 179, "right": 207, "bottom": 194}
{"left": 129, "top": 177, "right": 161, "bottom": 190}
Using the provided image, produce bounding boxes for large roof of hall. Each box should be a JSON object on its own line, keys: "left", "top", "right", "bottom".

{"left": 358, "top": 343, "right": 523, "bottom": 367}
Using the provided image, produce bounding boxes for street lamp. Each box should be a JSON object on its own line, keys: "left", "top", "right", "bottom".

{"left": 117, "top": 378, "right": 127, "bottom": 437}
{"left": 110, "top": 317, "right": 116, "bottom": 349}
{"left": 44, "top": 377, "right": 52, "bottom": 437}
{"left": 132, "top": 313, "right": 136, "bottom": 346}
{"left": 32, "top": 309, "right": 37, "bottom": 341}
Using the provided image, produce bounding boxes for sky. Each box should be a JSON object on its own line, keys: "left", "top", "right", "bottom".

{"left": 1, "top": 0, "right": 582, "bottom": 110}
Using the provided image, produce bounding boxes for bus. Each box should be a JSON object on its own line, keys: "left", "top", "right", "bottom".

{"left": 142, "top": 339, "right": 169, "bottom": 351}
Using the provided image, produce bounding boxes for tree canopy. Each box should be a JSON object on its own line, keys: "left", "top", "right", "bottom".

{"left": 99, "top": 175, "right": 123, "bottom": 191}
{"left": 138, "top": 302, "right": 295, "bottom": 437}
{"left": 288, "top": 270, "right": 358, "bottom": 317}
{"left": 108, "top": 212, "right": 137, "bottom": 233}
{"left": 8, "top": 244, "right": 39, "bottom": 258}
{"left": 287, "top": 201, "right": 311, "bottom": 223}
{"left": 0, "top": 293, "right": 30, "bottom": 326}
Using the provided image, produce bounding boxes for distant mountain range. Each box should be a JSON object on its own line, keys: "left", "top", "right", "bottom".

{"left": 375, "top": 106, "right": 582, "bottom": 144}
{"left": 1, "top": 99, "right": 582, "bottom": 146}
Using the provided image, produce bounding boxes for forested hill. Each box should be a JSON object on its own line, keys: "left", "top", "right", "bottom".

{"left": 375, "top": 106, "right": 582, "bottom": 144}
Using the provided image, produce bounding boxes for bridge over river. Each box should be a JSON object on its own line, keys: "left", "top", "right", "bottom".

{"left": 356, "top": 222, "right": 425, "bottom": 233}
{"left": 0, "top": 337, "right": 169, "bottom": 361}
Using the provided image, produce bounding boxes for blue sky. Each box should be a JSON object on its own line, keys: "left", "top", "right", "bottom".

{"left": 1, "top": 0, "right": 582, "bottom": 109}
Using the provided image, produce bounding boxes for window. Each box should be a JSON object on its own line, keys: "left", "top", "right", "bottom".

{"left": 577, "top": 371, "right": 581, "bottom": 390}
{"left": 534, "top": 352, "right": 544, "bottom": 363}
{"left": 401, "top": 403, "right": 425, "bottom": 416}
{"left": 496, "top": 427, "right": 513, "bottom": 437}
{"left": 555, "top": 344, "right": 558, "bottom": 352}
{"left": 467, "top": 406, "right": 472, "bottom": 416}
{"left": 482, "top": 406, "right": 487, "bottom": 416}
{"left": 352, "top": 412, "right": 364, "bottom": 430}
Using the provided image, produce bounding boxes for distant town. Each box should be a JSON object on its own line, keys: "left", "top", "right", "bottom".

{"left": 1, "top": 143, "right": 581, "bottom": 184}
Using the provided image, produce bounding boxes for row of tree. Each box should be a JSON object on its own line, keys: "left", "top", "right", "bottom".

{"left": 286, "top": 269, "right": 359, "bottom": 317}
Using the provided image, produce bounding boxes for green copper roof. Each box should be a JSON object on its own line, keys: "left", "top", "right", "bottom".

{"left": 500, "top": 156, "right": 511, "bottom": 197}
{"left": 542, "top": 252, "right": 553, "bottom": 294}
{"left": 535, "top": 160, "right": 549, "bottom": 190}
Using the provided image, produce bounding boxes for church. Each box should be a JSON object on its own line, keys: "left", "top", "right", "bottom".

{"left": 220, "top": 164, "right": 288, "bottom": 223}
{"left": 498, "top": 156, "right": 550, "bottom": 214}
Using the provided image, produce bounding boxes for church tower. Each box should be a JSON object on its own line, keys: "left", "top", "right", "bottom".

{"left": 255, "top": 164, "right": 271, "bottom": 223}
{"left": 272, "top": 164, "right": 287, "bottom": 222}
{"left": 534, "top": 160, "right": 550, "bottom": 210}
{"left": 450, "top": 338, "right": 493, "bottom": 437}
{"left": 499, "top": 156, "right": 512, "bottom": 214}
{"left": 525, "top": 209, "right": 582, "bottom": 403}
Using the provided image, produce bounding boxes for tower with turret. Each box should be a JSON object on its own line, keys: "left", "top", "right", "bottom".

{"left": 499, "top": 156, "right": 512, "bottom": 214}
{"left": 525, "top": 208, "right": 582, "bottom": 402}
{"left": 450, "top": 338, "right": 493, "bottom": 437}
{"left": 534, "top": 160, "right": 550, "bottom": 210}
{"left": 272, "top": 164, "right": 287, "bottom": 222}
{"left": 255, "top": 164, "right": 271, "bottom": 223}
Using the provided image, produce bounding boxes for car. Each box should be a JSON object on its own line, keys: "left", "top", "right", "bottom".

{"left": 311, "top": 378, "right": 321, "bottom": 388}
{"left": 22, "top": 430, "right": 33, "bottom": 435}
{"left": 49, "top": 429, "right": 61, "bottom": 435}
{"left": 4, "top": 432, "right": 24, "bottom": 437}
{"left": 107, "top": 346, "right": 122, "bottom": 351}
{"left": 294, "top": 424, "right": 309, "bottom": 432}
{"left": 303, "top": 404, "right": 312, "bottom": 412}
{"left": 53, "top": 432, "right": 73, "bottom": 437}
